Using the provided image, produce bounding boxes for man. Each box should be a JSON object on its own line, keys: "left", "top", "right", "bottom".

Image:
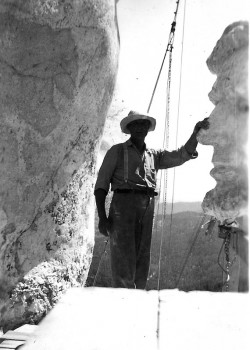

{"left": 94, "top": 110, "right": 209, "bottom": 289}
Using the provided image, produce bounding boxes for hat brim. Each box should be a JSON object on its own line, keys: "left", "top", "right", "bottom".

{"left": 120, "top": 114, "right": 156, "bottom": 134}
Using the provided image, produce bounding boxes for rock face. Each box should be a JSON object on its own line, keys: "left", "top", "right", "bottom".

{"left": 197, "top": 22, "right": 248, "bottom": 291}
{"left": 198, "top": 21, "right": 248, "bottom": 222}
{"left": 0, "top": 0, "right": 119, "bottom": 329}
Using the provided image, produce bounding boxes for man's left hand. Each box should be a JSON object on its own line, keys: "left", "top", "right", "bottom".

{"left": 193, "top": 117, "right": 210, "bottom": 134}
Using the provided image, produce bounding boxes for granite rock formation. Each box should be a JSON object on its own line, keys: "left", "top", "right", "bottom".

{"left": 197, "top": 21, "right": 248, "bottom": 291}
{"left": 197, "top": 21, "right": 248, "bottom": 222}
{"left": 0, "top": 0, "right": 119, "bottom": 329}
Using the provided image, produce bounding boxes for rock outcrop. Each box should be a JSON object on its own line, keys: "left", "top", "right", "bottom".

{"left": 198, "top": 21, "right": 248, "bottom": 221}
{"left": 198, "top": 21, "right": 248, "bottom": 291}
{"left": 0, "top": 0, "right": 119, "bottom": 329}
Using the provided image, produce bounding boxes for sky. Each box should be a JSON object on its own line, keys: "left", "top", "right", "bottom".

{"left": 114, "top": 0, "right": 249, "bottom": 203}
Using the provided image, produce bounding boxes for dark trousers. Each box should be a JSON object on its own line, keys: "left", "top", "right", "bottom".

{"left": 109, "top": 192, "right": 155, "bottom": 289}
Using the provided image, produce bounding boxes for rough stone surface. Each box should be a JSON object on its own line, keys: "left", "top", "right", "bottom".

{"left": 197, "top": 22, "right": 248, "bottom": 291}
{"left": 98, "top": 96, "right": 128, "bottom": 163}
{"left": 0, "top": 0, "right": 119, "bottom": 330}
{"left": 197, "top": 21, "right": 248, "bottom": 222}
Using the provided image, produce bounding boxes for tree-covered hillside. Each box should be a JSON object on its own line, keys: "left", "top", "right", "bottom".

{"left": 147, "top": 211, "right": 223, "bottom": 291}
{"left": 86, "top": 208, "right": 224, "bottom": 292}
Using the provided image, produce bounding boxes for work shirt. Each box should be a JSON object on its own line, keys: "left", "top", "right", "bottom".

{"left": 95, "top": 139, "right": 197, "bottom": 193}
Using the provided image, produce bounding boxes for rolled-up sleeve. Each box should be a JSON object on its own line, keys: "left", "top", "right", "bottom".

{"left": 94, "top": 145, "right": 118, "bottom": 193}
{"left": 156, "top": 146, "right": 198, "bottom": 170}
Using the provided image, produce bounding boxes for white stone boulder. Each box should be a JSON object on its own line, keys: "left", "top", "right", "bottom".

{"left": 0, "top": 0, "right": 119, "bottom": 329}
{"left": 198, "top": 21, "right": 248, "bottom": 222}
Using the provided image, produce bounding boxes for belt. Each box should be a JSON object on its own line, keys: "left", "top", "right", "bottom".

{"left": 114, "top": 189, "right": 158, "bottom": 197}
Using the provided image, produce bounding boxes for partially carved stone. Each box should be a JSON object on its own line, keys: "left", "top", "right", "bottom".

{"left": 0, "top": 0, "right": 119, "bottom": 329}
{"left": 198, "top": 21, "right": 248, "bottom": 291}
{"left": 198, "top": 21, "right": 248, "bottom": 221}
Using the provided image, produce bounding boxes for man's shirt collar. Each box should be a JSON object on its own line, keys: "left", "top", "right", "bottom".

{"left": 126, "top": 138, "right": 149, "bottom": 152}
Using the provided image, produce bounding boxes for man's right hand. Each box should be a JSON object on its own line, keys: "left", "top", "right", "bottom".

{"left": 98, "top": 217, "right": 111, "bottom": 237}
{"left": 95, "top": 188, "right": 110, "bottom": 237}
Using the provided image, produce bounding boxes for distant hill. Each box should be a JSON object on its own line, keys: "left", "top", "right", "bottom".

{"left": 157, "top": 201, "right": 203, "bottom": 214}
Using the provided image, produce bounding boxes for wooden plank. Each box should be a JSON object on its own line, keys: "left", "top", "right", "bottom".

{"left": 22, "top": 287, "right": 159, "bottom": 350}
{"left": 0, "top": 339, "right": 25, "bottom": 349}
{"left": 21, "top": 287, "right": 250, "bottom": 350}
{"left": 14, "top": 325, "right": 37, "bottom": 334}
{"left": 0, "top": 331, "right": 30, "bottom": 341}
{"left": 0, "top": 325, "right": 37, "bottom": 349}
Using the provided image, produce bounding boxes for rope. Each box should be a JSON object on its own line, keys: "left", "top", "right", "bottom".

{"left": 164, "top": 0, "right": 187, "bottom": 288}
{"left": 152, "top": 0, "right": 188, "bottom": 293}
{"left": 156, "top": 48, "right": 174, "bottom": 291}
{"left": 217, "top": 239, "right": 228, "bottom": 275}
{"left": 92, "top": 238, "right": 110, "bottom": 286}
{"left": 147, "top": 0, "right": 181, "bottom": 114}
{"left": 148, "top": 1, "right": 184, "bottom": 344}
{"left": 174, "top": 214, "right": 206, "bottom": 289}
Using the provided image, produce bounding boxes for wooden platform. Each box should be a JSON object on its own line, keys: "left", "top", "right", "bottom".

{"left": 0, "top": 325, "right": 38, "bottom": 349}
{"left": 19, "top": 287, "right": 249, "bottom": 350}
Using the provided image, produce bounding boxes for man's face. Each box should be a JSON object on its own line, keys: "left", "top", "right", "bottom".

{"left": 127, "top": 119, "right": 150, "bottom": 140}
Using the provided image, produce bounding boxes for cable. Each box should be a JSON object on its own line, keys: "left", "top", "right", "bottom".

{"left": 149, "top": 1, "right": 184, "bottom": 346}
{"left": 147, "top": 0, "right": 181, "bottom": 114}
{"left": 217, "top": 239, "right": 228, "bottom": 275}
{"left": 156, "top": 49, "right": 174, "bottom": 291}
{"left": 174, "top": 214, "right": 206, "bottom": 289}
{"left": 150, "top": 0, "right": 187, "bottom": 293}
{"left": 165, "top": 0, "right": 187, "bottom": 288}
{"left": 92, "top": 238, "right": 110, "bottom": 287}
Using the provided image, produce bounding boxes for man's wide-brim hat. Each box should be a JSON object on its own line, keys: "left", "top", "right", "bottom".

{"left": 120, "top": 110, "right": 156, "bottom": 134}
